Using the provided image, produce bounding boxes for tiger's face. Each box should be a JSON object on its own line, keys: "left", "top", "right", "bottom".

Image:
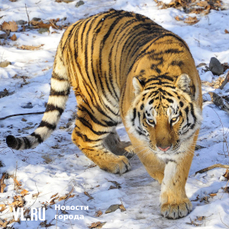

{"left": 126, "top": 74, "right": 202, "bottom": 159}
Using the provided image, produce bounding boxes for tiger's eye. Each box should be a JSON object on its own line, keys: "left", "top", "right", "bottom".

{"left": 147, "top": 119, "right": 155, "bottom": 126}
{"left": 171, "top": 117, "right": 179, "bottom": 124}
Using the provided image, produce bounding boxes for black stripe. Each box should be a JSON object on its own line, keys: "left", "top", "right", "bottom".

{"left": 149, "top": 99, "right": 154, "bottom": 105}
{"left": 84, "top": 15, "right": 100, "bottom": 90}
{"left": 61, "top": 20, "right": 83, "bottom": 52}
{"left": 128, "top": 33, "right": 188, "bottom": 75}
{"left": 74, "top": 129, "right": 102, "bottom": 142}
{"left": 45, "top": 104, "right": 64, "bottom": 116}
{"left": 103, "top": 72, "right": 118, "bottom": 106}
{"left": 108, "top": 47, "right": 119, "bottom": 101}
{"left": 131, "top": 108, "right": 137, "bottom": 125}
{"left": 31, "top": 133, "right": 43, "bottom": 143}
{"left": 78, "top": 105, "right": 117, "bottom": 127}
{"left": 171, "top": 60, "right": 184, "bottom": 67}
{"left": 166, "top": 98, "right": 174, "bottom": 103}
{"left": 77, "top": 116, "right": 109, "bottom": 135}
{"left": 52, "top": 72, "right": 68, "bottom": 81}
{"left": 50, "top": 88, "right": 70, "bottom": 96}
{"left": 38, "top": 121, "right": 56, "bottom": 130}
{"left": 23, "top": 137, "right": 31, "bottom": 149}
{"left": 165, "top": 48, "right": 183, "bottom": 54}
{"left": 179, "top": 101, "right": 184, "bottom": 107}
{"left": 16, "top": 138, "right": 22, "bottom": 150}
{"left": 190, "top": 103, "right": 197, "bottom": 123}
{"left": 81, "top": 17, "right": 93, "bottom": 51}
{"left": 81, "top": 81, "right": 94, "bottom": 105}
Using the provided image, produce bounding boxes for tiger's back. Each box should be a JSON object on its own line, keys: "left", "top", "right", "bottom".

{"left": 61, "top": 10, "right": 172, "bottom": 113}
{"left": 6, "top": 9, "right": 202, "bottom": 219}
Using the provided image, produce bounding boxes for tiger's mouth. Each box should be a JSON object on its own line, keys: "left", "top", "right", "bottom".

{"left": 149, "top": 142, "right": 182, "bottom": 157}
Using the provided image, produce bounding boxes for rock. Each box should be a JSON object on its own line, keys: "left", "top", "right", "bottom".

{"left": 0, "top": 89, "right": 9, "bottom": 98}
{"left": 63, "top": 0, "right": 74, "bottom": 3}
{"left": 38, "top": 28, "right": 49, "bottom": 34}
{"left": 21, "top": 102, "right": 33, "bottom": 109}
{"left": 32, "top": 17, "right": 41, "bottom": 22}
{"left": 0, "top": 31, "right": 8, "bottom": 40}
{"left": 75, "top": 0, "right": 84, "bottom": 7}
{"left": 16, "top": 20, "right": 27, "bottom": 25}
{"left": 209, "top": 57, "right": 224, "bottom": 76}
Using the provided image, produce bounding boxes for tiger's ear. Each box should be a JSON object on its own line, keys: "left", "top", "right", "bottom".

{"left": 176, "top": 74, "right": 192, "bottom": 95}
{"left": 132, "top": 77, "right": 145, "bottom": 95}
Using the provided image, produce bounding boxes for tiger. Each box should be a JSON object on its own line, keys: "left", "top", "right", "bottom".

{"left": 6, "top": 9, "right": 202, "bottom": 219}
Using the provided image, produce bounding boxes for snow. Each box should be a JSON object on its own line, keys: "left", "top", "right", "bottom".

{"left": 1, "top": 0, "right": 229, "bottom": 228}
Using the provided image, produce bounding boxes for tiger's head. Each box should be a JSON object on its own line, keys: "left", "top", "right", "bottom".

{"left": 126, "top": 73, "right": 202, "bottom": 159}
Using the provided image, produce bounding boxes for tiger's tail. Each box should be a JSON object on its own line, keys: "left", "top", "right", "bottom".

{"left": 6, "top": 48, "right": 70, "bottom": 150}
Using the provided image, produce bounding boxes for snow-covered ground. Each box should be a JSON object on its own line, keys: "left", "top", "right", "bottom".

{"left": 1, "top": 0, "right": 229, "bottom": 228}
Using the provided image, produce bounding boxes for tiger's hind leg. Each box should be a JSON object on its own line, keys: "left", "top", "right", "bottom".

{"left": 72, "top": 108, "right": 131, "bottom": 174}
{"left": 103, "top": 130, "right": 135, "bottom": 159}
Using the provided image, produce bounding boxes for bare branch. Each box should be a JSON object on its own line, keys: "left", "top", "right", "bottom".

{"left": 195, "top": 164, "right": 229, "bottom": 175}
{"left": 0, "top": 111, "right": 44, "bottom": 121}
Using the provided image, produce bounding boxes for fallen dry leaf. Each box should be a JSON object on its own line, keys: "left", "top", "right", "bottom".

{"left": 31, "top": 20, "right": 51, "bottom": 29}
{"left": 84, "top": 191, "right": 94, "bottom": 201}
{"left": 0, "top": 61, "right": 11, "bottom": 68}
{"left": 225, "top": 29, "right": 229, "bottom": 34}
{"left": 50, "top": 196, "right": 59, "bottom": 205}
{"left": 209, "top": 193, "right": 217, "bottom": 197}
{"left": 39, "top": 220, "right": 54, "bottom": 227}
{"left": 105, "top": 203, "right": 126, "bottom": 214}
{"left": 20, "top": 189, "right": 29, "bottom": 196}
{"left": 184, "top": 16, "right": 199, "bottom": 25}
{"left": 223, "top": 169, "right": 229, "bottom": 180}
{"left": 197, "top": 1, "right": 209, "bottom": 8}
{"left": 155, "top": 0, "right": 223, "bottom": 15}
{"left": 10, "top": 34, "right": 17, "bottom": 41}
{"left": 1, "top": 21, "right": 18, "bottom": 32}
{"left": 89, "top": 221, "right": 106, "bottom": 229}
{"left": 51, "top": 193, "right": 58, "bottom": 199}
{"left": 175, "top": 15, "right": 182, "bottom": 21}
{"left": 95, "top": 210, "right": 103, "bottom": 217}
{"left": 32, "top": 192, "right": 40, "bottom": 198}
{"left": 196, "top": 216, "right": 206, "bottom": 221}
{"left": 14, "top": 177, "right": 22, "bottom": 188}
{"left": 119, "top": 203, "right": 126, "bottom": 212}
{"left": 0, "top": 204, "right": 6, "bottom": 212}
{"left": 19, "top": 44, "right": 44, "bottom": 50}
{"left": 9, "top": 195, "right": 24, "bottom": 212}
{"left": 58, "top": 187, "right": 75, "bottom": 201}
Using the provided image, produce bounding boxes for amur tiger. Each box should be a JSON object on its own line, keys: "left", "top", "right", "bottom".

{"left": 6, "top": 9, "right": 202, "bottom": 219}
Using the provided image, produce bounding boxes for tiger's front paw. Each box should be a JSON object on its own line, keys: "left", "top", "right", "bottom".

{"left": 101, "top": 156, "right": 131, "bottom": 174}
{"left": 161, "top": 198, "right": 192, "bottom": 219}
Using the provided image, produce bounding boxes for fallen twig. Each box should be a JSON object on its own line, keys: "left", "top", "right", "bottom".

{"left": 219, "top": 72, "right": 229, "bottom": 90}
{"left": 195, "top": 164, "right": 229, "bottom": 175}
{"left": 0, "top": 111, "right": 44, "bottom": 121}
{"left": 0, "top": 173, "right": 6, "bottom": 193}
{"left": 208, "top": 92, "right": 229, "bottom": 114}
{"left": 25, "top": 4, "right": 31, "bottom": 26}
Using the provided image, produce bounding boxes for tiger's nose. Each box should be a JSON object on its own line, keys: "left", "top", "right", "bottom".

{"left": 157, "top": 145, "right": 171, "bottom": 152}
